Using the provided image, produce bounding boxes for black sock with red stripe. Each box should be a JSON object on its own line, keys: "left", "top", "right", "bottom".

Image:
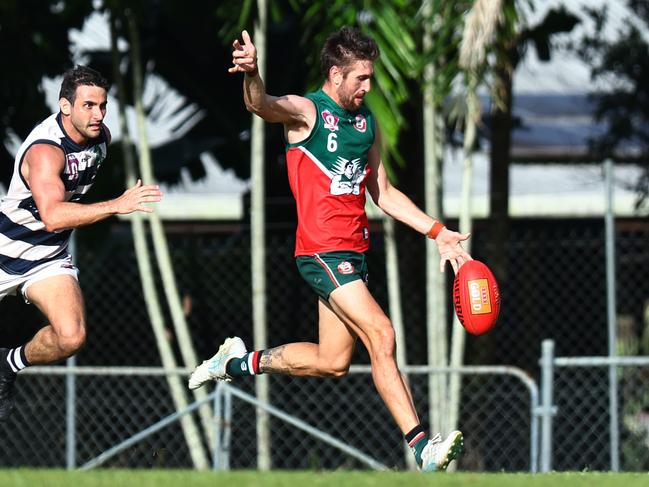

{"left": 405, "top": 424, "right": 428, "bottom": 467}
{"left": 225, "top": 351, "right": 263, "bottom": 377}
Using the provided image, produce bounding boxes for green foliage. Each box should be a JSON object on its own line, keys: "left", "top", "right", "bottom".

{"left": 573, "top": 1, "right": 649, "bottom": 208}
{"left": 0, "top": 0, "right": 94, "bottom": 184}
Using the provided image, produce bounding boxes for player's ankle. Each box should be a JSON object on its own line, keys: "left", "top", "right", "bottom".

{"left": 225, "top": 351, "right": 263, "bottom": 377}
{"left": 405, "top": 424, "right": 427, "bottom": 467}
{"left": 1, "top": 346, "right": 29, "bottom": 374}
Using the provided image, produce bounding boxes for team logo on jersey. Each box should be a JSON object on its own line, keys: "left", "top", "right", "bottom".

{"left": 353, "top": 114, "right": 367, "bottom": 133}
{"left": 329, "top": 156, "right": 365, "bottom": 196}
{"left": 322, "top": 110, "right": 340, "bottom": 131}
{"left": 66, "top": 155, "right": 80, "bottom": 181}
{"left": 337, "top": 261, "right": 355, "bottom": 275}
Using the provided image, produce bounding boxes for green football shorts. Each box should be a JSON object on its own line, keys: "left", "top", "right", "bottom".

{"left": 296, "top": 251, "right": 369, "bottom": 300}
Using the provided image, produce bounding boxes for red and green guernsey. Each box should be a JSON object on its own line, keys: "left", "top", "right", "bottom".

{"left": 286, "top": 89, "right": 376, "bottom": 256}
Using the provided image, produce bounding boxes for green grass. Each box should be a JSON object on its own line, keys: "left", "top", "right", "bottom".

{"left": 0, "top": 470, "right": 647, "bottom": 487}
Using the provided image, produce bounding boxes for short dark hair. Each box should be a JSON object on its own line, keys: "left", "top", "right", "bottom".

{"left": 320, "top": 26, "right": 380, "bottom": 79}
{"left": 58, "top": 65, "right": 109, "bottom": 104}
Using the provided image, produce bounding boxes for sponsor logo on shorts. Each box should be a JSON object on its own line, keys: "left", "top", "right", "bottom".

{"left": 337, "top": 261, "right": 355, "bottom": 275}
{"left": 468, "top": 279, "right": 492, "bottom": 314}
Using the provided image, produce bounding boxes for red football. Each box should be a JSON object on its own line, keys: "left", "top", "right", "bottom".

{"left": 453, "top": 260, "right": 500, "bottom": 335}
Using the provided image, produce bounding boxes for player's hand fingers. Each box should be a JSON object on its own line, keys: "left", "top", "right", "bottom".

{"left": 232, "top": 49, "right": 253, "bottom": 59}
{"left": 233, "top": 39, "right": 242, "bottom": 50}
{"left": 139, "top": 195, "right": 162, "bottom": 203}
{"left": 139, "top": 187, "right": 162, "bottom": 195}
{"left": 138, "top": 184, "right": 160, "bottom": 191}
{"left": 242, "top": 29, "right": 253, "bottom": 46}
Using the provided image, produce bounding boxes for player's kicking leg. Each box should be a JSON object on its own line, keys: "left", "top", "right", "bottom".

{"left": 327, "top": 279, "right": 463, "bottom": 471}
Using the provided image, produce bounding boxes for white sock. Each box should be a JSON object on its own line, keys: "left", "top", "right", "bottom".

{"left": 6, "top": 346, "right": 29, "bottom": 373}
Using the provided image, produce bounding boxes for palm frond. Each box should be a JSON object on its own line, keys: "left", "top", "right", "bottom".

{"left": 459, "top": 0, "right": 504, "bottom": 72}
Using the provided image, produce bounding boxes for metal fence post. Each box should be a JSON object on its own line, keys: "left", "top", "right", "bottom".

{"left": 539, "top": 339, "right": 557, "bottom": 472}
{"left": 212, "top": 384, "right": 222, "bottom": 470}
{"left": 223, "top": 384, "right": 232, "bottom": 470}
{"left": 604, "top": 158, "right": 620, "bottom": 471}
{"left": 66, "top": 233, "right": 77, "bottom": 470}
{"left": 65, "top": 356, "right": 76, "bottom": 469}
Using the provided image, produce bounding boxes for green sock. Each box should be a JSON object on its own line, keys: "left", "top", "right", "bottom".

{"left": 225, "top": 350, "right": 262, "bottom": 377}
{"left": 405, "top": 425, "right": 427, "bottom": 466}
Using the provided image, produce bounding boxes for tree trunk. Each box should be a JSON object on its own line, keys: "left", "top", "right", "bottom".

{"left": 423, "top": 0, "right": 448, "bottom": 437}
{"left": 489, "top": 45, "right": 514, "bottom": 287}
{"left": 116, "top": 11, "right": 209, "bottom": 469}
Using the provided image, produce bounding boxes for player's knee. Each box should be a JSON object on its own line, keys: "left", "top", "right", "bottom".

{"left": 56, "top": 326, "right": 86, "bottom": 357}
{"left": 323, "top": 359, "right": 351, "bottom": 378}
{"left": 368, "top": 322, "right": 395, "bottom": 358}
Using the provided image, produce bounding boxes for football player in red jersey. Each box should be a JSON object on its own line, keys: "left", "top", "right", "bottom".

{"left": 190, "top": 27, "right": 472, "bottom": 471}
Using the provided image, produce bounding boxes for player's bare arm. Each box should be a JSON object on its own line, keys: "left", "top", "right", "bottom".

{"left": 24, "top": 144, "right": 163, "bottom": 232}
{"left": 229, "top": 29, "right": 315, "bottom": 142}
{"left": 366, "top": 129, "right": 471, "bottom": 273}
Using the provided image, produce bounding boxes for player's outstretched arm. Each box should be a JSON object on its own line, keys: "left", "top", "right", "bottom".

{"left": 365, "top": 129, "right": 471, "bottom": 273}
{"left": 26, "top": 144, "right": 162, "bottom": 232}
{"left": 229, "top": 30, "right": 314, "bottom": 128}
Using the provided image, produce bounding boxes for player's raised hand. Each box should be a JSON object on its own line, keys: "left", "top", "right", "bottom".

{"left": 229, "top": 30, "right": 258, "bottom": 74}
{"left": 112, "top": 179, "right": 163, "bottom": 214}
{"left": 435, "top": 228, "right": 473, "bottom": 274}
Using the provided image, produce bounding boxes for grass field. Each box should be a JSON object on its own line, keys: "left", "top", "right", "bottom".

{"left": 0, "top": 470, "right": 648, "bottom": 487}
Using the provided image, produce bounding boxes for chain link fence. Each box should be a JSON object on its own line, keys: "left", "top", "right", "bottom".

{"left": 550, "top": 359, "right": 649, "bottom": 471}
{"left": 0, "top": 366, "right": 537, "bottom": 471}
{"left": 0, "top": 216, "right": 648, "bottom": 470}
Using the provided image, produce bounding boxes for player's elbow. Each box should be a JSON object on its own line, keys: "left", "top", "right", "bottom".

{"left": 375, "top": 197, "right": 395, "bottom": 218}
{"left": 41, "top": 213, "right": 65, "bottom": 233}
{"left": 244, "top": 98, "right": 264, "bottom": 115}
{"left": 41, "top": 217, "right": 60, "bottom": 233}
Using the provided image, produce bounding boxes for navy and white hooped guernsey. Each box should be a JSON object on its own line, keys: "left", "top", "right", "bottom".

{"left": 0, "top": 112, "right": 108, "bottom": 275}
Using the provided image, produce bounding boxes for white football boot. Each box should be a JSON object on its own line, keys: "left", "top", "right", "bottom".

{"left": 188, "top": 336, "right": 247, "bottom": 389}
{"left": 420, "top": 430, "right": 464, "bottom": 472}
